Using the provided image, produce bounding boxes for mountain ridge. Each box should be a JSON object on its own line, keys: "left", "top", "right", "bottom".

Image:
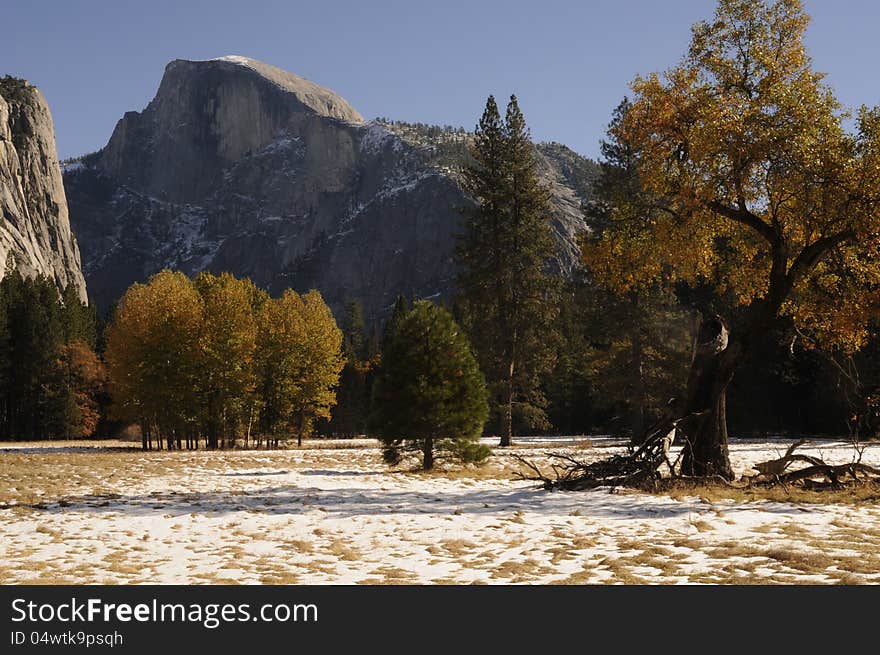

{"left": 63, "top": 57, "right": 596, "bottom": 321}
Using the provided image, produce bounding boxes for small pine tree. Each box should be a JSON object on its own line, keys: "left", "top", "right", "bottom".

{"left": 370, "top": 301, "right": 490, "bottom": 470}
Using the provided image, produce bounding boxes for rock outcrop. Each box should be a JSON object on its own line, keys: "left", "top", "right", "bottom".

{"left": 64, "top": 56, "right": 594, "bottom": 321}
{"left": 0, "top": 77, "right": 87, "bottom": 301}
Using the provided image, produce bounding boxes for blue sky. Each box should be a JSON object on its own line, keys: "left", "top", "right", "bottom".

{"left": 4, "top": 0, "right": 879, "bottom": 160}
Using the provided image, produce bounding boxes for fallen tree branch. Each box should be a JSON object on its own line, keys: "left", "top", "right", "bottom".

{"left": 752, "top": 439, "right": 825, "bottom": 476}
{"left": 749, "top": 442, "right": 880, "bottom": 489}
{"left": 513, "top": 434, "right": 880, "bottom": 494}
{"left": 511, "top": 423, "right": 677, "bottom": 491}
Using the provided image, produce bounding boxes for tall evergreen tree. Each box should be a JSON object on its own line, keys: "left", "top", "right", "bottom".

{"left": 581, "top": 98, "right": 693, "bottom": 442}
{"left": 60, "top": 284, "right": 97, "bottom": 348}
{"left": 328, "top": 299, "right": 374, "bottom": 436}
{"left": 0, "top": 270, "right": 95, "bottom": 440}
{"left": 341, "top": 299, "right": 366, "bottom": 360}
{"left": 457, "top": 95, "right": 558, "bottom": 446}
{"left": 382, "top": 295, "right": 411, "bottom": 351}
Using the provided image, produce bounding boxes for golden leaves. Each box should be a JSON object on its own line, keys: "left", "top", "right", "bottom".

{"left": 589, "top": 0, "right": 880, "bottom": 347}
{"left": 106, "top": 270, "right": 344, "bottom": 441}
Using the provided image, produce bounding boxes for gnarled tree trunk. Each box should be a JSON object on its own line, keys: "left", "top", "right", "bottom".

{"left": 677, "top": 315, "right": 738, "bottom": 479}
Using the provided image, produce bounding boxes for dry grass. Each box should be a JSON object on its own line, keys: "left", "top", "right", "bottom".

{"left": 366, "top": 565, "right": 419, "bottom": 584}
{"left": 326, "top": 540, "right": 362, "bottom": 562}
{"left": 437, "top": 539, "right": 479, "bottom": 557}
{"left": 487, "top": 558, "right": 556, "bottom": 582}
{"left": 688, "top": 518, "right": 716, "bottom": 532}
{"left": 697, "top": 533, "right": 880, "bottom": 581}
{"left": 660, "top": 479, "right": 880, "bottom": 506}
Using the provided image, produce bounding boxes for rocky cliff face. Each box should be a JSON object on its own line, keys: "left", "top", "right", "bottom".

{"left": 64, "top": 57, "right": 594, "bottom": 321}
{"left": 0, "top": 77, "right": 87, "bottom": 301}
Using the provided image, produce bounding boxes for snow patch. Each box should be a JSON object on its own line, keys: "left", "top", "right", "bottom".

{"left": 359, "top": 121, "right": 400, "bottom": 155}
{"left": 61, "top": 161, "right": 85, "bottom": 174}
{"left": 211, "top": 55, "right": 255, "bottom": 66}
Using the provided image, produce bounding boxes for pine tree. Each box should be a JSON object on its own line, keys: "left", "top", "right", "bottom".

{"left": 60, "top": 284, "right": 97, "bottom": 348}
{"left": 341, "top": 299, "right": 366, "bottom": 360}
{"left": 370, "top": 301, "right": 489, "bottom": 470}
{"left": 382, "top": 295, "right": 410, "bottom": 351}
{"left": 0, "top": 272, "right": 65, "bottom": 439}
{"left": 579, "top": 284, "right": 691, "bottom": 441}
{"left": 329, "top": 299, "right": 374, "bottom": 436}
{"left": 581, "top": 98, "right": 693, "bottom": 442}
{"left": 457, "top": 95, "right": 558, "bottom": 446}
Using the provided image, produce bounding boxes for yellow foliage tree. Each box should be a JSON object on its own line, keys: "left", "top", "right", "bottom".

{"left": 585, "top": 0, "right": 880, "bottom": 477}
{"left": 104, "top": 270, "right": 203, "bottom": 449}
{"left": 195, "top": 272, "right": 266, "bottom": 448}
{"left": 255, "top": 289, "right": 344, "bottom": 447}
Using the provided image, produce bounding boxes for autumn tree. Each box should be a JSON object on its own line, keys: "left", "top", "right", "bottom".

{"left": 255, "top": 290, "right": 343, "bottom": 447}
{"left": 585, "top": 0, "right": 880, "bottom": 477}
{"left": 104, "top": 270, "right": 203, "bottom": 449}
{"left": 57, "top": 340, "right": 106, "bottom": 438}
{"left": 370, "top": 301, "right": 490, "bottom": 470}
{"left": 457, "top": 95, "right": 558, "bottom": 446}
{"left": 293, "top": 291, "right": 346, "bottom": 445}
{"left": 195, "top": 272, "right": 264, "bottom": 448}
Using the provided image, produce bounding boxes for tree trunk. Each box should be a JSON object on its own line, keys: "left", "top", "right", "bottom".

{"left": 245, "top": 409, "right": 253, "bottom": 449}
{"left": 630, "top": 327, "right": 647, "bottom": 444}
{"left": 500, "top": 362, "right": 514, "bottom": 447}
{"left": 423, "top": 436, "right": 434, "bottom": 470}
{"left": 207, "top": 422, "right": 218, "bottom": 450}
{"left": 677, "top": 315, "right": 737, "bottom": 480}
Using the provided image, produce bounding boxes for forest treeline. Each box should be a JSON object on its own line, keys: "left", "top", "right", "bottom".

{"left": 3, "top": 145, "right": 877, "bottom": 451}
{"left": 0, "top": 263, "right": 103, "bottom": 441}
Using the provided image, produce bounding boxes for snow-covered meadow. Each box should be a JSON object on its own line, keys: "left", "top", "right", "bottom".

{"left": 1, "top": 437, "right": 879, "bottom": 584}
